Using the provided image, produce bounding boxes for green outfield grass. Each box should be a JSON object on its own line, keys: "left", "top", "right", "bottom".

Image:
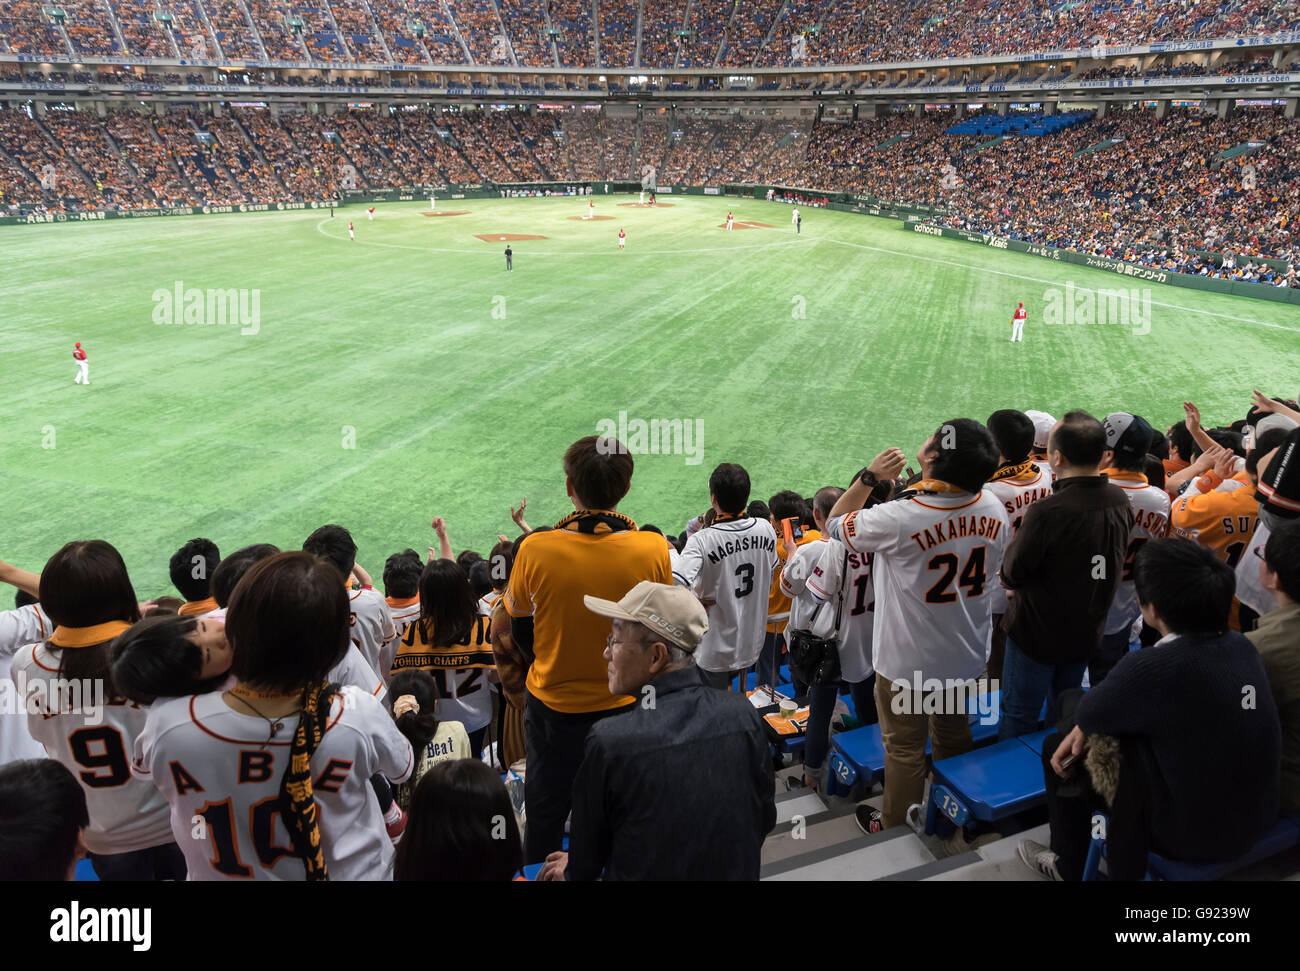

{"left": 3, "top": 193, "right": 1298, "bottom": 595}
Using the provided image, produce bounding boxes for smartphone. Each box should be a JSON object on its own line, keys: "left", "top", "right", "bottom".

{"left": 781, "top": 517, "right": 803, "bottom": 547}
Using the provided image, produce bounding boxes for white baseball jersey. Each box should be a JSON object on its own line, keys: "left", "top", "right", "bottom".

{"left": 672, "top": 516, "right": 779, "bottom": 673}
{"left": 133, "top": 686, "right": 413, "bottom": 881}
{"left": 1104, "top": 468, "right": 1172, "bottom": 634}
{"left": 349, "top": 586, "right": 399, "bottom": 686}
{"left": 330, "top": 643, "right": 387, "bottom": 703}
{"left": 0, "top": 604, "right": 51, "bottom": 766}
{"left": 983, "top": 462, "right": 1052, "bottom": 615}
{"left": 784, "top": 538, "right": 876, "bottom": 683}
{"left": 385, "top": 596, "right": 422, "bottom": 641}
{"left": 12, "top": 641, "right": 175, "bottom": 855}
{"left": 825, "top": 484, "right": 1009, "bottom": 686}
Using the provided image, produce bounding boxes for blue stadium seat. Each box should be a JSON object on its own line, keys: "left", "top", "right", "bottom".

{"left": 1083, "top": 816, "right": 1300, "bottom": 881}
{"left": 924, "top": 732, "right": 1047, "bottom": 833}
{"left": 825, "top": 692, "right": 1005, "bottom": 796}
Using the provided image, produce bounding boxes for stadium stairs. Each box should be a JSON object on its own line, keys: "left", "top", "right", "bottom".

{"left": 759, "top": 676, "right": 1300, "bottom": 881}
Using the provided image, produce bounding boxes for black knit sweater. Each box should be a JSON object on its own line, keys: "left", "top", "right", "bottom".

{"left": 1076, "top": 630, "right": 1282, "bottom": 860}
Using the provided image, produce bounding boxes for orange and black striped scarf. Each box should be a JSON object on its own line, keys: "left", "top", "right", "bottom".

{"left": 281, "top": 681, "right": 339, "bottom": 882}
{"left": 988, "top": 460, "right": 1040, "bottom": 484}
{"left": 555, "top": 509, "right": 636, "bottom": 535}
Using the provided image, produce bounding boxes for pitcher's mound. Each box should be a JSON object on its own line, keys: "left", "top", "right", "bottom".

{"left": 617, "top": 202, "right": 675, "bottom": 208}
{"left": 476, "top": 233, "right": 548, "bottom": 242}
{"left": 566, "top": 215, "right": 616, "bottom": 221}
{"left": 717, "top": 221, "right": 774, "bottom": 230}
{"left": 423, "top": 210, "right": 470, "bottom": 217}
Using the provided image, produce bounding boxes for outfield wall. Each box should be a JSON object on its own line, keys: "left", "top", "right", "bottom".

{"left": 906, "top": 222, "right": 1300, "bottom": 306}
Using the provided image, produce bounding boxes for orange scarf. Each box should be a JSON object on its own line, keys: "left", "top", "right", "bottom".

{"left": 49, "top": 620, "right": 132, "bottom": 648}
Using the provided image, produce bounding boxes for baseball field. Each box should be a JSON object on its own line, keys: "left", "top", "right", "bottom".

{"left": 3, "top": 193, "right": 1298, "bottom": 594}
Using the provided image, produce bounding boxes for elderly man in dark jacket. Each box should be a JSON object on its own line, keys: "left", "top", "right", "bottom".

{"left": 538, "top": 580, "right": 777, "bottom": 881}
{"left": 998, "top": 411, "right": 1132, "bottom": 740}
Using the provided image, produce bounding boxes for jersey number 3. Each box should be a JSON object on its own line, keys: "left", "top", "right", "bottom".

{"left": 734, "top": 563, "right": 755, "bottom": 598}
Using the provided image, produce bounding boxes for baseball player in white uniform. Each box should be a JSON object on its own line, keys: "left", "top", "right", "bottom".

{"left": 672, "top": 464, "right": 779, "bottom": 689}
{"left": 73, "top": 342, "right": 89, "bottom": 384}
{"left": 824, "top": 430, "right": 1009, "bottom": 831}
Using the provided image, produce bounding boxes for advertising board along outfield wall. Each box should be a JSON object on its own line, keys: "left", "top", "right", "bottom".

{"left": 905, "top": 222, "right": 1300, "bottom": 307}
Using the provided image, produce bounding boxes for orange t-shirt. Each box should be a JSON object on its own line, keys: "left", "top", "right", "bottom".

{"left": 506, "top": 523, "right": 670, "bottom": 713}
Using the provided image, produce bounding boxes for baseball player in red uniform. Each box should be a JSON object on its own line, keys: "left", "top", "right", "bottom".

{"left": 73, "top": 342, "right": 89, "bottom": 385}
{"left": 1011, "top": 302, "right": 1027, "bottom": 343}
{"left": 349, "top": 220, "right": 355, "bottom": 241}
{"left": 726, "top": 211, "right": 734, "bottom": 231}
{"left": 367, "top": 207, "right": 375, "bottom": 221}
{"left": 618, "top": 228, "right": 626, "bottom": 250}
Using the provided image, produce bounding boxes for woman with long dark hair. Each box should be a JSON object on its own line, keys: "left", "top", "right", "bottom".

{"left": 11, "top": 540, "right": 183, "bottom": 880}
{"left": 391, "top": 559, "right": 496, "bottom": 759}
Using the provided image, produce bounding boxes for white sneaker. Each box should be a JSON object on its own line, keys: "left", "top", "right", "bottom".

{"left": 1017, "top": 839, "right": 1063, "bottom": 880}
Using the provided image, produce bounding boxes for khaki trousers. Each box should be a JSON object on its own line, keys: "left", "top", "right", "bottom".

{"left": 875, "top": 675, "right": 974, "bottom": 828}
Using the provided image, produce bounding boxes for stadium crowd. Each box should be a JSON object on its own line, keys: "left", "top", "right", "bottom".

{"left": 3, "top": 0, "right": 1299, "bottom": 66}
{"left": 3, "top": 102, "right": 1299, "bottom": 282}
{"left": 2, "top": 392, "right": 1299, "bottom": 881}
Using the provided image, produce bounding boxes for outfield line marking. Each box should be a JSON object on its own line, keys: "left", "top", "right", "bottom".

{"left": 812, "top": 232, "right": 1300, "bottom": 333}
{"left": 314, "top": 217, "right": 807, "bottom": 257}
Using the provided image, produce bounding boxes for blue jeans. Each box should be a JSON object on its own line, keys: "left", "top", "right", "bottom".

{"left": 803, "top": 677, "right": 877, "bottom": 773}
{"left": 997, "top": 636, "right": 1086, "bottom": 740}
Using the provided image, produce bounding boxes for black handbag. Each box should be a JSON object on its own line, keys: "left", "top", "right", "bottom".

{"left": 785, "top": 549, "right": 848, "bottom": 686}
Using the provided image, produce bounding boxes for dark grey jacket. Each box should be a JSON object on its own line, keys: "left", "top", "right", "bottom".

{"left": 566, "top": 665, "right": 776, "bottom": 880}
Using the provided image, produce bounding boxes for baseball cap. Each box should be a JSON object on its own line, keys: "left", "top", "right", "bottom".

{"left": 1258, "top": 427, "right": 1300, "bottom": 520}
{"left": 583, "top": 580, "right": 708, "bottom": 653}
{"left": 1024, "top": 410, "right": 1056, "bottom": 452}
{"left": 1103, "top": 412, "right": 1155, "bottom": 460}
